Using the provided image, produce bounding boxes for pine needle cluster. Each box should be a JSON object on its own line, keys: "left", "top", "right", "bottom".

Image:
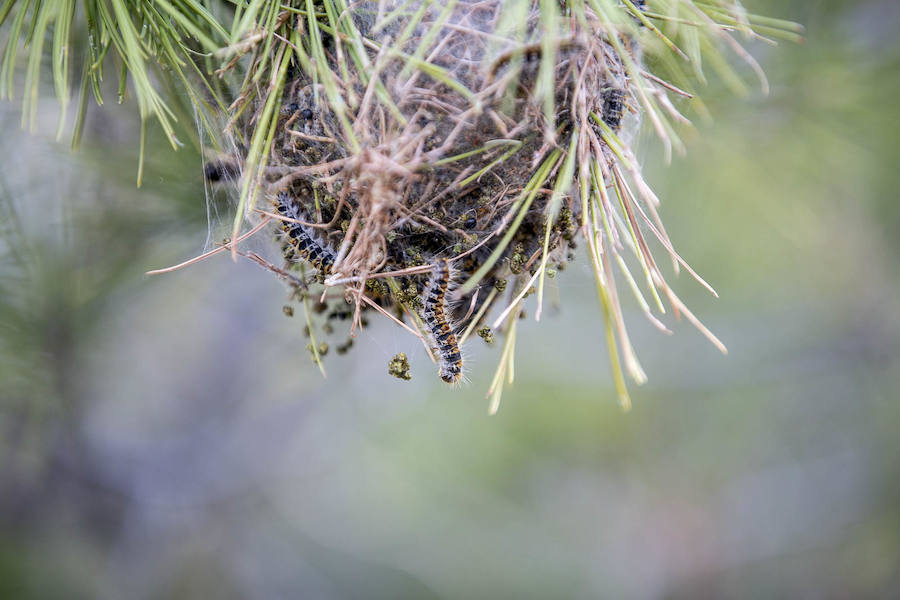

{"left": 0, "top": 0, "right": 802, "bottom": 409}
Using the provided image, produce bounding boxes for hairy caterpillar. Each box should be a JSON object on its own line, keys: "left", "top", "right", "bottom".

{"left": 601, "top": 88, "right": 626, "bottom": 130}
{"left": 421, "top": 259, "right": 463, "bottom": 384}
{"left": 275, "top": 192, "right": 337, "bottom": 275}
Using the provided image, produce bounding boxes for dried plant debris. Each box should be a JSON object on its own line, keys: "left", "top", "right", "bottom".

{"left": 196, "top": 0, "right": 800, "bottom": 409}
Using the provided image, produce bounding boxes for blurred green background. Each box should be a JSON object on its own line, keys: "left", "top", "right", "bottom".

{"left": 1, "top": 1, "right": 899, "bottom": 598}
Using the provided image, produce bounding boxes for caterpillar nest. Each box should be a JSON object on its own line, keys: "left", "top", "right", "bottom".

{"left": 204, "top": 0, "right": 788, "bottom": 408}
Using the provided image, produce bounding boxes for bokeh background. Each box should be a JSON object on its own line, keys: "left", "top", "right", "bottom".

{"left": 1, "top": 1, "right": 899, "bottom": 597}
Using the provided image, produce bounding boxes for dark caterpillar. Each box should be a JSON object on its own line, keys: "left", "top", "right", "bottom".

{"left": 275, "top": 192, "right": 337, "bottom": 275}
{"left": 421, "top": 259, "right": 463, "bottom": 384}
{"left": 202, "top": 158, "right": 240, "bottom": 183}
{"left": 601, "top": 88, "right": 626, "bottom": 130}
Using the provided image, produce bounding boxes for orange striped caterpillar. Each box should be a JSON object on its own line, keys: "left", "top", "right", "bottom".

{"left": 275, "top": 192, "right": 336, "bottom": 275}
{"left": 421, "top": 259, "right": 463, "bottom": 384}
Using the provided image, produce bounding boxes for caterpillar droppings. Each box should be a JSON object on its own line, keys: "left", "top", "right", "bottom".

{"left": 275, "top": 192, "right": 337, "bottom": 275}
{"left": 421, "top": 259, "right": 463, "bottom": 384}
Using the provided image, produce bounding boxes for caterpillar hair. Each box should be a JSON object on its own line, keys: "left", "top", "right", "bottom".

{"left": 421, "top": 259, "right": 463, "bottom": 384}
{"left": 274, "top": 192, "right": 337, "bottom": 275}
